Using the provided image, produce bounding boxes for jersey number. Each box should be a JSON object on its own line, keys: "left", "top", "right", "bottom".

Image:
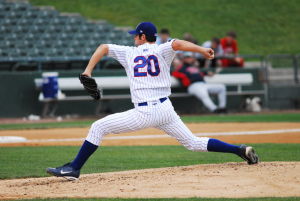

{"left": 134, "top": 55, "right": 160, "bottom": 77}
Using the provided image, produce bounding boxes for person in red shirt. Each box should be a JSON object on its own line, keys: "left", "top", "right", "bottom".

{"left": 220, "top": 31, "right": 244, "bottom": 67}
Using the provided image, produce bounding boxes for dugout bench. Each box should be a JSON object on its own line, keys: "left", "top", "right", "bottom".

{"left": 34, "top": 71, "right": 267, "bottom": 117}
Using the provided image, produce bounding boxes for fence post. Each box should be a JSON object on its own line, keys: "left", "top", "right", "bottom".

{"left": 294, "top": 55, "right": 299, "bottom": 84}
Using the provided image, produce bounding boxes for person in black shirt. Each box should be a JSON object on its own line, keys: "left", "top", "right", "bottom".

{"left": 173, "top": 52, "right": 227, "bottom": 113}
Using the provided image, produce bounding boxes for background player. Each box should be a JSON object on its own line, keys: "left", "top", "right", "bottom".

{"left": 47, "top": 22, "right": 259, "bottom": 180}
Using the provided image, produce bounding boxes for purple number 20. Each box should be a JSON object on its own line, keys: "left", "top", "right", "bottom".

{"left": 134, "top": 55, "right": 160, "bottom": 77}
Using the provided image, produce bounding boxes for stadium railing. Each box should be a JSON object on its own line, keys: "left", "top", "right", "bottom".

{"left": 214, "top": 54, "right": 264, "bottom": 66}
{"left": 265, "top": 54, "right": 299, "bottom": 84}
{"left": 0, "top": 54, "right": 264, "bottom": 71}
{"left": 295, "top": 54, "right": 300, "bottom": 84}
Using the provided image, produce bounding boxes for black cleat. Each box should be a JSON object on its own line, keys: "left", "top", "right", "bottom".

{"left": 238, "top": 144, "right": 259, "bottom": 165}
{"left": 46, "top": 163, "right": 80, "bottom": 181}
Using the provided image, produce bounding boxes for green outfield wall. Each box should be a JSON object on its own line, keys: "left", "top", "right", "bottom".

{"left": 0, "top": 68, "right": 298, "bottom": 118}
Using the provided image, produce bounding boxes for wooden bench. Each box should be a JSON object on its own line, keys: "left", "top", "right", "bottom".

{"left": 34, "top": 73, "right": 265, "bottom": 116}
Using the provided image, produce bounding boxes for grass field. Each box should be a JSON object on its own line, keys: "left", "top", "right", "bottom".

{"left": 1, "top": 112, "right": 299, "bottom": 200}
{"left": 1, "top": 143, "right": 299, "bottom": 179}
{"left": 29, "top": 0, "right": 300, "bottom": 55}
{"left": 1, "top": 112, "right": 300, "bottom": 130}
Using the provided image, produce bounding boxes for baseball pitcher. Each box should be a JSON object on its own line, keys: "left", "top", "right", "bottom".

{"left": 47, "top": 22, "right": 259, "bottom": 180}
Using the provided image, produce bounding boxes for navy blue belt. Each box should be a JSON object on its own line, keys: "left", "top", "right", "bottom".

{"left": 138, "top": 97, "right": 167, "bottom": 106}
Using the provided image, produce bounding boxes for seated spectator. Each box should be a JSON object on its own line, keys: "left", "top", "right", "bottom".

{"left": 156, "top": 28, "right": 172, "bottom": 45}
{"left": 183, "top": 32, "right": 198, "bottom": 44}
{"left": 176, "top": 33, "right": 201, "bottom": 63}
{"left": 172, "top": 52, "right": 227, "bottom": 113}
{"left": 220, "top": 31, "right": 244, "bottom": 67}
{"left": 201, "top": 37, "right": 224, "bottom": 68}
{"left": 171, "top": 56, "right": 183, "bottom": 72}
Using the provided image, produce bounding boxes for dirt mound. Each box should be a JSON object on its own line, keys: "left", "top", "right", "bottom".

{"left": 0, "top": 162, "right": 299, "bottom": 200}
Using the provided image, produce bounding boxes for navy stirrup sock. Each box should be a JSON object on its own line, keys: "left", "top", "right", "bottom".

{"left": 70, "top": 140, "right": 98, "bottom": 170}
{"left": 207, "top": 138, "right": 240, "bottom": 154}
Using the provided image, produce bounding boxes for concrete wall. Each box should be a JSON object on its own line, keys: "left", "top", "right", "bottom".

{"left": 268, "top": 85, "right": 300, "bottom": 109}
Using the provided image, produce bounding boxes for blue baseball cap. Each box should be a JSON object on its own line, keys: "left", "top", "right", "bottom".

{"left": 128, "top": 22, "right": 157, "bottom": 37}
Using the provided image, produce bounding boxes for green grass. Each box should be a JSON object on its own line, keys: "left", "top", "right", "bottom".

{"left": 181, "top": 113, "right": 300, "bottom": 123}
{"left": 29, "top": 0, "right": 300, "bottom": 55}
{"left": 9, "top": 198, "right": 300, "bottom": 201}
{"left": 0, "top": 144, "right": 299, "bottom": 179}
{"left": 1, "top": 113, "right": 299, "bottom": 130}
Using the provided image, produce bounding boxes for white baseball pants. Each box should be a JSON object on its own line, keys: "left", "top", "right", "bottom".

{"left": 187, "top": 82, "right": 226, "bottom": 112}
{"left": 86, "top": 98, "right": 209, "bottom": 151}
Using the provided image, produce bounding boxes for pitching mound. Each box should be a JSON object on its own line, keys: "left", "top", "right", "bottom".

{"left": 1, "top": 162, "right": 299, "bottom": 200}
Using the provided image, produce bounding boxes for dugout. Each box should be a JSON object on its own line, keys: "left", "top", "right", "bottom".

{"left": 0, "top": 67, "right": 268, "bottom": 118}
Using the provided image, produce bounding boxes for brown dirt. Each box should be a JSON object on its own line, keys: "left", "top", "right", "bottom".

{"left": 0, "top": 162, "right": 299, "bottom": 200}
{"left": 1, "top": 122, "right": 300, "bottom": 146}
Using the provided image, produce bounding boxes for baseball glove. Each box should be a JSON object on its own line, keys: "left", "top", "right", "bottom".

{"left": 79, "top": 74, "right": 102, "bottom": 100}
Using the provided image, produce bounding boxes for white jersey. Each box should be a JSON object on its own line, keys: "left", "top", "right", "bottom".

{"left": 108, "top": 39, "right": 176, "bottom": 103}
{"left": 86, "top": 39, "right": 210, "bottom": 154}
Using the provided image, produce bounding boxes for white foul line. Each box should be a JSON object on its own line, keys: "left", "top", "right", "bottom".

{"left": 195, "top": 128, "right": 300, "bottom": 136}
{"left": 0, "top": 128, "right": 300, "bottom": 144}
